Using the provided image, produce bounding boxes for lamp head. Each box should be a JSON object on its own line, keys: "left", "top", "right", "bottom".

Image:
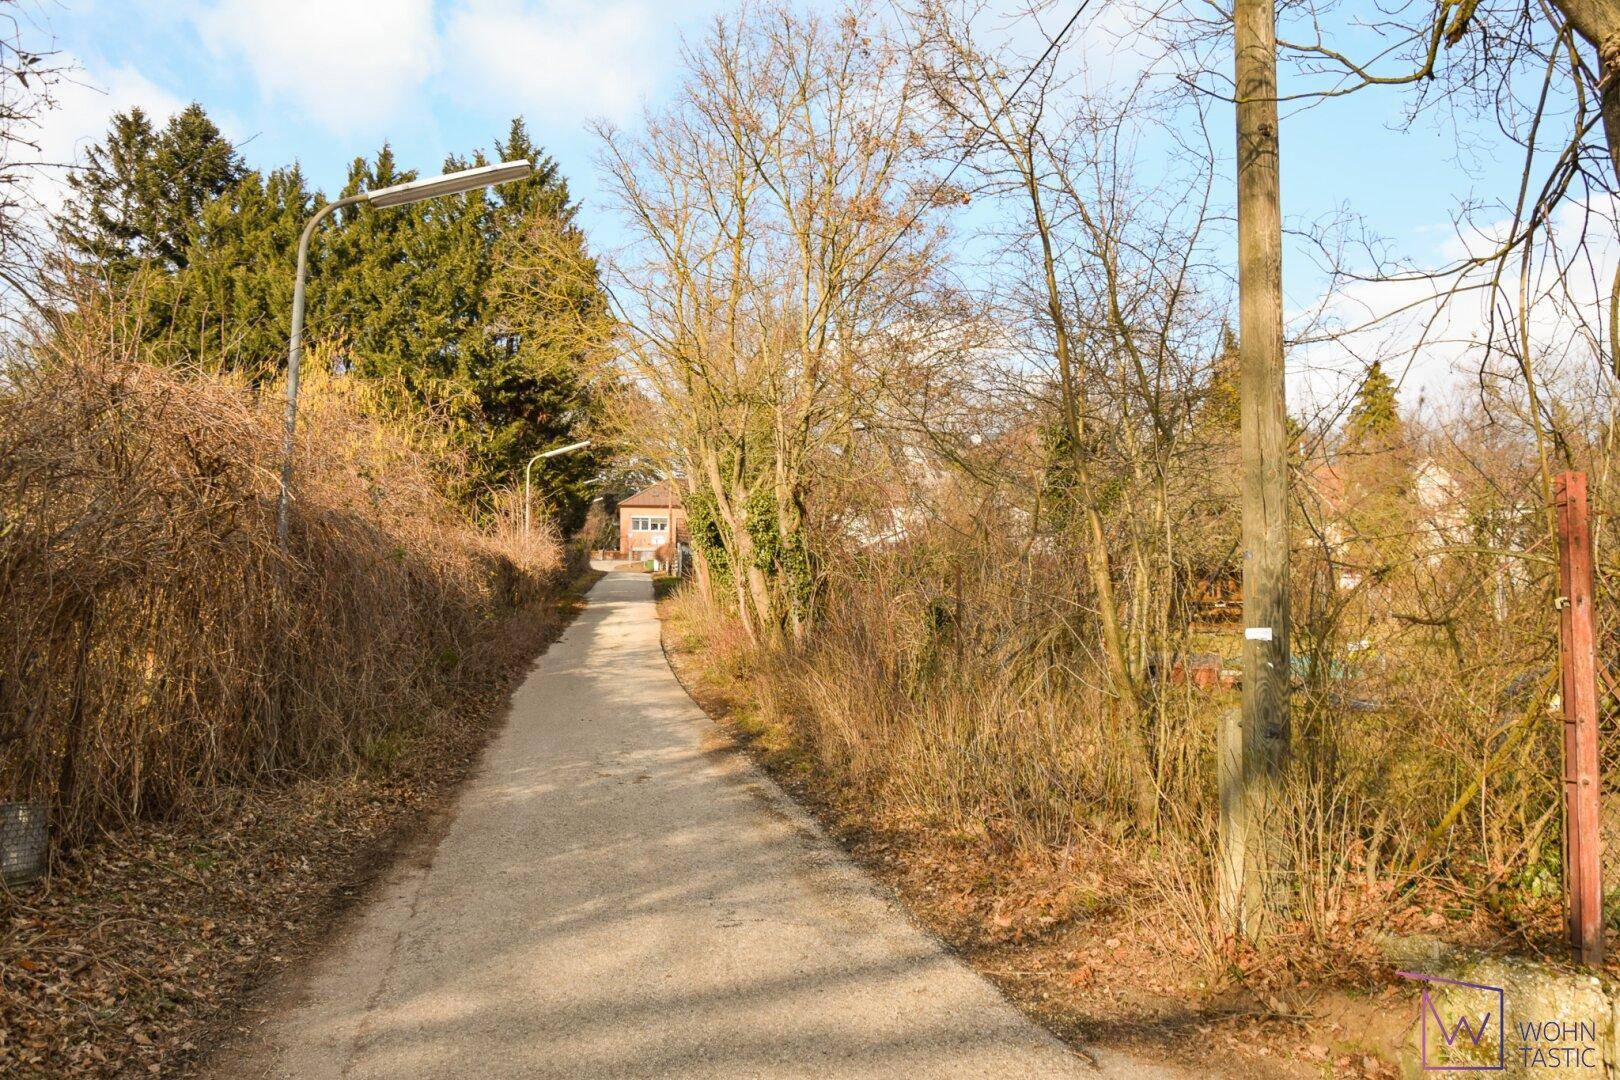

{"left": 366, "top": 159, "right": 533, "bottom": 209}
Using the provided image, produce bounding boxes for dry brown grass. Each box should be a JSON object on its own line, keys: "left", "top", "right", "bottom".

{"left": 662, "top": 516, "right": 1568, "bottom": 993}
{"left": 0, "top": 295, "right": 569, "bottom": 846}
{"left": 659, "top": 582, "right": 1363, "bottom": 1077}
{"left": 664, "top": 560, "right": 1174, "bottom": 851}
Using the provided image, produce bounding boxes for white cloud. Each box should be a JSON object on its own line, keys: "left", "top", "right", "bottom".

{"left": 1287, "top": 197, "right": 1620, "bottom": 420}
{"left": 26, "top": 57, "right": 186, "bottom": 212}
{"left": 197, "top": 0, "right": 439, "bottom": 132}
{"left": 444, "top": 0, "right": 658, "bottom": 125}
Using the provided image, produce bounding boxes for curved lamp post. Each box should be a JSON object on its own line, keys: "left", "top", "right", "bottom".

{"left": 275, "top": 159, "right": 536, "bottom": 544}
{"left": 524, "top": 439, "right": 592, "bottom": 537}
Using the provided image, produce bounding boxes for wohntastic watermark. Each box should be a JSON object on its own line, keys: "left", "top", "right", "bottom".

{"left": 1398, "top": 971, "right": 1601, "bottom": 1072}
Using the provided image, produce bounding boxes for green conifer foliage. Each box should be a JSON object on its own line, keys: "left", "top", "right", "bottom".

{"left": 1338, "top": 359, "right": 1414, "bottom": 563}
{"left": 1345, "top": 360, "right": 1401, "bottom": 449}
{"left": 58, "top": 104, "right": 245, "bottom": 278}
{"left": 57, "top": 109, "right": 604, "bottom": 524}
{"left": 1200, "top": 324, "right": 1241, "bottom": 434}
{"left": 162, "top": 166, "right": 314, "bottom": 374}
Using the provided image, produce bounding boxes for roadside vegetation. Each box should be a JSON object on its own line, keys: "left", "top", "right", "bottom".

{"left": 0, "top": 291, "right": 574, "bottom": 843}
{"left": 0, "top": 0, "right": 1614, "bottom": 1070}
{"left": 615, "top": 0, "right": 1620, "bottom": 1072}
{"left": 0, "top": 8, "right": 606, "bottom": 1072}
{"left": 0, "top": 296, "right": 598, "bottom": 1073}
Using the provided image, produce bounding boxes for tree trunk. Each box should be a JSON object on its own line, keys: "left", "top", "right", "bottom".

{"left": 1550, "top": 0, "right": 1620, "bottom": 178}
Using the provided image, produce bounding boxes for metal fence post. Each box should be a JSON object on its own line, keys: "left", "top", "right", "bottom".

{"left": 1555, "top": 470, "right": 1603, "bottom": 965}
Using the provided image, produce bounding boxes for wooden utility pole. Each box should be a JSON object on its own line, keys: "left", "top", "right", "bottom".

{"left": 1221, "top": 0, "right": 1291, "bottom": 937}
{"left": 1555, "top": 471, "right": 1603, "bottom": 965}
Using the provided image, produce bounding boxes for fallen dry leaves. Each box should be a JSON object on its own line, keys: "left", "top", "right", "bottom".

{"left": 658, "top": 601, "right": 1451, "bottom": 1080}
{"left": 0, "top": 575, "right": 597, "bottom": 1078}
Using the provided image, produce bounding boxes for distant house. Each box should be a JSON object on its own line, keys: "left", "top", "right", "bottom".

{"left": 1302, "top": 456, "right": 1473, "bottom": 591}
{"left": 618, "top": 482, "right": 687, "bottom": 567}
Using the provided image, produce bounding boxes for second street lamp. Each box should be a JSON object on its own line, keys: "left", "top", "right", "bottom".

{"left": 525, "top": 440, "right": 592, "bottom": 538}
{"left": 275, "top": 159, "right": 536, "bottom": 544}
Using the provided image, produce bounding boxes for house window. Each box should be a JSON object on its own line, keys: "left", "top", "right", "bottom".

{"left": 630, "top": 515, "right": 668, "bottom": 533}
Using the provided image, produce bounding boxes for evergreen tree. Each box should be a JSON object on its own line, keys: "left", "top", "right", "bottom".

{"left": 58, "top": 104, "right": 244, "bottom": 277}
{"left": 166, "top": 165, "right": 315, "bottom": 374}
{"left": 55, "top": 109, "right": 604, "bottom": 525}
{"left": 320, "top": 145, "right": 450, "bottom": 394}
{"left": 478, "top": 119, "right": 606, "bottom": 526}
{"left": 1345, "top": 360, "right": 1401, "bottom": 449}
{"left": 1339, "top": 359, "right": 1413, "bottom": 557}
{"left": 1199, "top": 324, "right": 1241, "bottom": 434}
{"left": 318, "top": 124, "right": 606, "bottom": 522}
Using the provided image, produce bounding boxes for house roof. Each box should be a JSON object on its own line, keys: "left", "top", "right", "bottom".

{"left": 619, "top": 481, "right": 684, "bottom": 510}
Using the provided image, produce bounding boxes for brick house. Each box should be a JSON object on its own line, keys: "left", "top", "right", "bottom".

{"left": 617, "top": 482, "right": 687, "bottom": 566}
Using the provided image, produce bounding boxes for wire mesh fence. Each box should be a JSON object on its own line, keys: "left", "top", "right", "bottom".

{"left": 0, "top": 801, "right": 47, "bottom": 888}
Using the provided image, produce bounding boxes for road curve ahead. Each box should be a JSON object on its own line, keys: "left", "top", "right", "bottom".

{"left": 222, "top": 570, "right": 1186, "bottom": 1079}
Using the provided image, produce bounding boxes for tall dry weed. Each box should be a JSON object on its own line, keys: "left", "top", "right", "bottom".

{"left": 670, "top": 486, "right": 1578, "bottom": 978}
{"left": 0, "top": 298, "right": 567, "bottom": 843}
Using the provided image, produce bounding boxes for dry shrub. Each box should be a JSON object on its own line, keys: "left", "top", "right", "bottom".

{"left": 671, "top": 470, "right": 1576, "bottom": 984}
{"left": 672, "top": 539, "right": 1143, "bottom": 848}
{"left": 0, "top": 300, "right": 567, "bottom": 843}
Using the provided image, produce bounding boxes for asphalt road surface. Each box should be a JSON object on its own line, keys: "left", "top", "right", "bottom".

{"left": 219, "top": 569, "right": 1188, "bottom": 1079}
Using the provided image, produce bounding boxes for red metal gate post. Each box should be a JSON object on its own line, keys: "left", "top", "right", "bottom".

{"left": 1556, "top": 470, "right": 1604, "bottom": 965}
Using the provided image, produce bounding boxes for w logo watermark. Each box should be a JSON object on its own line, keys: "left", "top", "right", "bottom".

{"left": 1398, "top": 972, "right": 1505, "bottom": 1071}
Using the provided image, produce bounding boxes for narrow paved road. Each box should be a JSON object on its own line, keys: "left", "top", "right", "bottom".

{"left": 222, "top": 570, "right": 1186, "bottom": 1079}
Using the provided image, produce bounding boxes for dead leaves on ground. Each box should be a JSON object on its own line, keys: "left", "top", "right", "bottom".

{"left": 2, "top": 784, "right": 419, "bottom": 1076}
{"left": 0, "top": 595, "right": 580, "bottom": 1078}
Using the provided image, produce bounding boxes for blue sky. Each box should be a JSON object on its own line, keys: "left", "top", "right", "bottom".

{"left": 30, "top": 0, "right": 1573, "bottom": 408}
{"left": 35, "top": 0, "right": 738, "bottom": 221}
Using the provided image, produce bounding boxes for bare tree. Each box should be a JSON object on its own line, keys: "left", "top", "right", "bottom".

{"left": 914, "top": 0, "right": 1229, "bottom": 828}
{"left": 597, "top": 1, "right": 945, "bottom": 643}
{"left": 0, "top": 0, "right": 61, "bottom": 318}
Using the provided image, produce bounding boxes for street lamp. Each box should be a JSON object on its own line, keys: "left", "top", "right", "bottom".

{"left": 275, "top": 159, "right": 536, "bottom": 544}
{"left": 525, "top": 440, "right": 592, "bottom": 537}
